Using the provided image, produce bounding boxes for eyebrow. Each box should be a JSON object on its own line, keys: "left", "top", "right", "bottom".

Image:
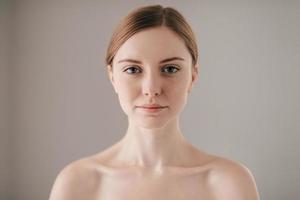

{"left": 117, "top": 56, "right": 185, "bottom": 64}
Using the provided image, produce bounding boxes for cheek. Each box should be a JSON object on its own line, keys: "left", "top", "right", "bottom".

{"left": 115, "top": 74, "right": 190, "bottom": 108}
{"left": 169, "top": 86, "right": 188, "bottom": 104}
{"left": 115, "top": 79, "right": 138, "bottom": 108}
{"left": 118, "top": 79, "right": 139, "bottom": 96}
{"left": 166, "top": 77, "right": 190, "bottom": 108}
{"left": 167, "top": 75, "right": 190, "bottom": 95}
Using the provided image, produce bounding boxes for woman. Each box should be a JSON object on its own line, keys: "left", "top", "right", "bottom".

{"left": 49, "top": 5, "right": 260, "bottom": 200}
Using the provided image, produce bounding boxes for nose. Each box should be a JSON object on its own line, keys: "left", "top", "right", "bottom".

{"left": 142, "top": 73, "right": 162, "bottom": 98}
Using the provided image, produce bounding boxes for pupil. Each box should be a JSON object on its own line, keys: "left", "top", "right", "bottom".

{"left": 130, "top": 68, "right": 137, "bottom": 73}
{"left": 167, "top": 67, "right": 175, "bottom": 73}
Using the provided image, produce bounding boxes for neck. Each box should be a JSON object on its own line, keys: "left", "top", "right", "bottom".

{"left": 115, "top": 116, "right": 190, "bottom": 171}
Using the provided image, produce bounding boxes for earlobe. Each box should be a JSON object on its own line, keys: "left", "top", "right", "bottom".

{"left": 192, "top": 66, "right": 199, "bottom": 83}
{"left": 107, "top": 65, "right": 118, "bottom": 94}
{"left": 188, "top": 65, "right": 199, "bottom": 93}
{"left": 107, "top": 65, "right": 114, "bottom": 83}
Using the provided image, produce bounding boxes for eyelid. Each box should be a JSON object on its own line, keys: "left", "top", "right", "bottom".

{"left": 162, "top": 64, "right": 181, "bottom": 69}
{"left": 123, "top": 65, "right": 142, "bottom": 71}
{"left": 161, "top": 64, "right": 181, "bottom": 73}
{"left": 123, "top": 64, "right": 181, "bottom": 74}
{"left": 123, "top": 65, "right": 142, "bottom": 74}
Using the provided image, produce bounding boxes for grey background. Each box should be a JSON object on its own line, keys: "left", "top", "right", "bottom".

{"left": 1, "top": 0, "right": 299, "bottom": 199}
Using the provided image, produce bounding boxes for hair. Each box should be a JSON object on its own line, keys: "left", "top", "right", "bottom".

{"left": 105, "top": 4, "right": 198, "bottom": 69}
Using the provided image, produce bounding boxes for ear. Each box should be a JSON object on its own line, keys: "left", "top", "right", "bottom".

{"left": 188, "top": 64, "right": 199, "bottom": 93}
{"left": 107, "top": 65, "right": 118, "bottom": 94}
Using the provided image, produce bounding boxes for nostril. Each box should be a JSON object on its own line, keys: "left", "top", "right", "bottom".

{"left": 145, "top": 92, "right": 159, "bottom": 95}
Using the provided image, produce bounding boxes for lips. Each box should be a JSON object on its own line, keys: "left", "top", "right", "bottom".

{"left": 137, "top": 103, "right": 167, "bottom": 109}
{"left": 137, "top": 104, "right": 167, "bottom": 114}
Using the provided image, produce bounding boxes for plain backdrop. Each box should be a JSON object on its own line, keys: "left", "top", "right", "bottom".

{"left": 1, "top": 0, "right": 300, "bottom": 199}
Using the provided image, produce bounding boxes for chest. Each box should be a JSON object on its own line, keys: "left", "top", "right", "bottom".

{"left": 95, "top": 172, "right": 215, "bottom": 200}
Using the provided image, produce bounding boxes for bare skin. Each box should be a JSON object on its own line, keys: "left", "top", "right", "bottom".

{"left": 49, "top": 142, "right": 260, "bottom": 200}
{"left": 49, "top": 27, "right": 260, "bottom": 199}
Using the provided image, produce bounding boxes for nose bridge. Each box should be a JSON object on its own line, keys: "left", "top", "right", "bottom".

{"left": 142, "top": 68, "right": 161, "bottom": 96}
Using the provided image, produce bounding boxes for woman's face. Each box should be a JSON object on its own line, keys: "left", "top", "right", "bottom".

{"left": 108, "top": 26, "right": 198, "bottom": 128}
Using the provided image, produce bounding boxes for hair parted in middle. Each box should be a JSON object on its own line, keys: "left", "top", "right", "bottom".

{"left": 105, "top": 4, "right": 198, "bottom": 69}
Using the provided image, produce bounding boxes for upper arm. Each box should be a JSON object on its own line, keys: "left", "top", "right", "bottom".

{"left": 49, "top": 161, "right": 100, "bottom": 200}
{"left": 209, "top": 159, "right": 260, "bottom": 200}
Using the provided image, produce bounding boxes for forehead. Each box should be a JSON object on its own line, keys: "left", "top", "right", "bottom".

{"left": 113, "top": 27, "right": 191, "bottom": 64}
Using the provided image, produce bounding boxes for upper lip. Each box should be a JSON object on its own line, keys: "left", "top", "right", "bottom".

{"left": 137, "top": 103, "right": 167, "bottom": 108}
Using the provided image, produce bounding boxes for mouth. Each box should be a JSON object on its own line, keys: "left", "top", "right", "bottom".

{"left": 137, "top": 103, "right": 167, "bottom": 109}
{"left": 136, "top": 104, "right": 167, "bottom": 113}
{"left": 138, "top": 106, "right": 166, "bottom": 109}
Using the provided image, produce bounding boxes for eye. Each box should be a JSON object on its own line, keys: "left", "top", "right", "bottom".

{"left": 124, "top": 66, "right": 142, "bottom": 74}
{"left": 162, "top": 65, "right": 180, "bottom": 74}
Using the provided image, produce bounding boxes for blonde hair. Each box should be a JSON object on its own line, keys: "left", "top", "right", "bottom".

{"left": 105, "top": 5, "right": 198, "bottom": 68}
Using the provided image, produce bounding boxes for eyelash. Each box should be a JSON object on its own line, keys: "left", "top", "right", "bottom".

{"left": 123, "top": 65, "right": 180, "bottom": 75}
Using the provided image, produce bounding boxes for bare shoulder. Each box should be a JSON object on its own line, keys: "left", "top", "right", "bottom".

{"left": 206, "top": 155, "right": 260, "bottom": 200}
{"left": 49, "top": 156, "right": 102, "bottom": 200}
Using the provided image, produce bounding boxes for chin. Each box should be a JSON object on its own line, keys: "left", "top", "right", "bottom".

{"left": 131, "top": 114, "right": 176, "bottom": 130}
{"left": 136, "top": 120, "right": 168, "bottom": 129}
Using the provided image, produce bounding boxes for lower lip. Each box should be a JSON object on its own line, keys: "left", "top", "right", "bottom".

{"left": 137, "top": 107, "right": 166, "bottom": 113}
